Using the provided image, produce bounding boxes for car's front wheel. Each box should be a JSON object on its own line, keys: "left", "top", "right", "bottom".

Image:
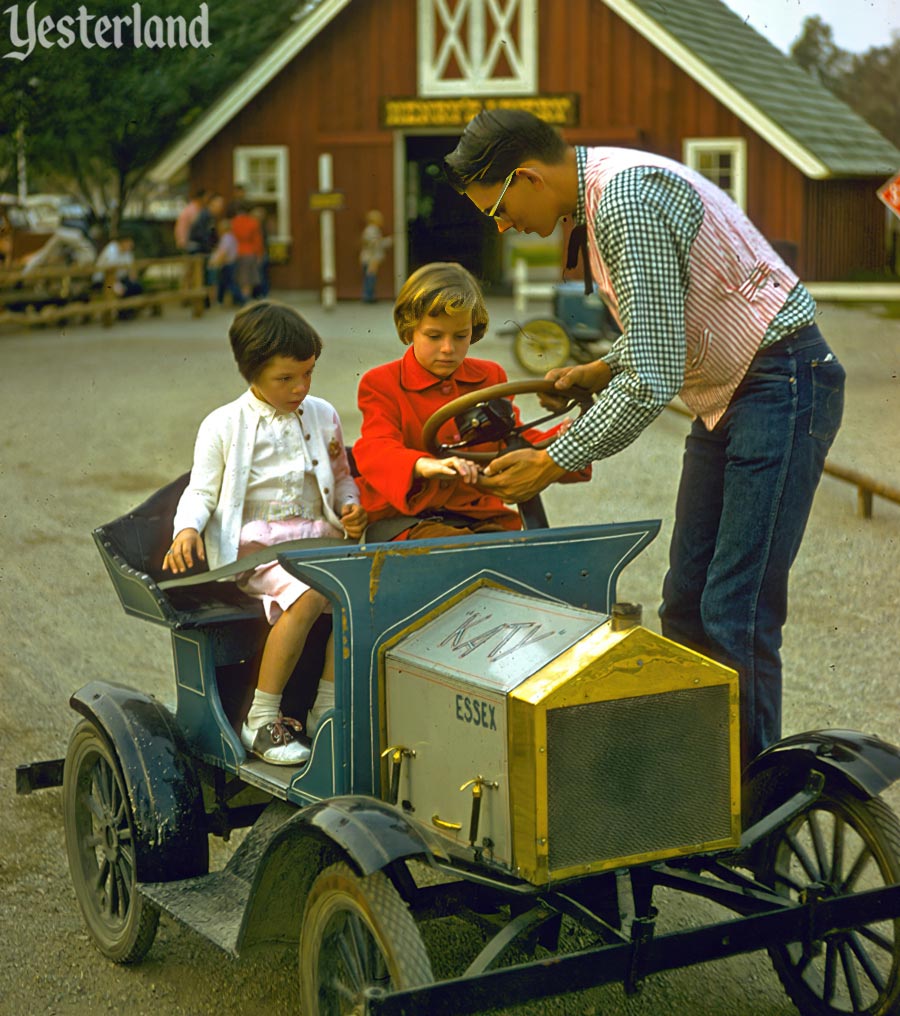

{"left": 299, "top": 860, "right": 433, "bottom": 1014}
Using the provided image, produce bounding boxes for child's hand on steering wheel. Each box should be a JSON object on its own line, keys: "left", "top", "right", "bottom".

{"left": 414, "top": 455, "right": 480, "bottom": 485}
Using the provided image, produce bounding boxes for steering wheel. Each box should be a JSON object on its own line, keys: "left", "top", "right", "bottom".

{"left": 422, "top": 379, "right": 594, "bottom": 464}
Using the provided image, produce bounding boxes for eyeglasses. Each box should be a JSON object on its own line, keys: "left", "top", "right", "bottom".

{"left": 485, "top": 169, "right": 517, "bottom": 221}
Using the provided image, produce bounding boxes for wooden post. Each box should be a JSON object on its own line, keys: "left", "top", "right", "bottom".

{"left": 318, "top": 153, "right": 336, "bottom": 310}
{"left": 101, "top": 267, "right": 117, "bottom": 327}
{"left": 190, "top": 256, "right": 205, "bottom": 317}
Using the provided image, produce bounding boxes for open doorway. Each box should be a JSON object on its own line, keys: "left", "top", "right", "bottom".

{"left": 404, "top": 134, "right": 504, "bottom": 289}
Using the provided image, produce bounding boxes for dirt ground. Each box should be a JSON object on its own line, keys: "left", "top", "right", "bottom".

{"left": 1, "top": 295, "right": 898, "bottom": 1015}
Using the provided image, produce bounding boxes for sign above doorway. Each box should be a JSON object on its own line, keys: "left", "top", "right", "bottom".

{"left": 380, "top": 94, "right": 579, "bottom": 130}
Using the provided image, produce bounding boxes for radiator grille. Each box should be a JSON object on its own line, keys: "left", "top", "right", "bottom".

{"left": 546, "top": 685, "right": 733, "bottom": 872}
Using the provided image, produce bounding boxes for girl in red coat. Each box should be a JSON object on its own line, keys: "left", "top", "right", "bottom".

{"left": 354, "top": 262, "right": 584, "bottom": 539}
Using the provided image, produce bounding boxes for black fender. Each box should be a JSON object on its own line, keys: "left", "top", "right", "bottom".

{"left": 287, "top": 794, "right": 443, "bottom": 876}
{"left": 70, "top": 679, "right": 209, "bottom": 882}
{"left": 743, "top": 728, "right": 900, "bottom": 829}
{"left": 746, "top": 729, "right": 900, "bottom": 796}
{"left": 236, "top": 796, "right": 444, "bottom": 953}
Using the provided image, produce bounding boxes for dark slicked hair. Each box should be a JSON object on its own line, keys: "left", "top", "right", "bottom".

{"left": 229, "top": 300, "right": 323, "bottom": 382}
{"left": 444, "top": 109, "right": 568, "bottom": 192}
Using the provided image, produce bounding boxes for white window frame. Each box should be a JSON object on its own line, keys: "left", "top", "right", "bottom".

{"left": 683, "top": 137, "right": 747, "bottom": 211}
{"left": 232, "top": 145, "right": 291, "bottom": 240}
{"left": 418, "top": 0, "right": 537, "bottom": 96}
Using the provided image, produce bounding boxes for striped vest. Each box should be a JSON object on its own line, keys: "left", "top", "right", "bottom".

{"left": 583, "top": 148, "right": 800, "bottom": 427}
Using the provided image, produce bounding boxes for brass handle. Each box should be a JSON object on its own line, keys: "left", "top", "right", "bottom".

{"left": 459, "top": 776, "right": 498, "bottom": 846}
{"left": 459, "top": 776, "right": 498, "bottom": 793}
{"left": 432, "top": 814, "right": 462, "bottom": 831}
{"left": 380, "top": 744, "right": 416, "bottom": 762}
{"left": 380, "top": 745, "right": 415, "bottom": 806}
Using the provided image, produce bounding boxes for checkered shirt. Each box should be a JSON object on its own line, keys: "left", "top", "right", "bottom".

{"left": 548, "top": 147, "right": 816, "bottom": 472}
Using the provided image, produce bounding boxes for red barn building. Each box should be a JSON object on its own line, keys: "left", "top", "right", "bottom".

{"left": 150, "top": 0, "right": 900, "bottom": 299}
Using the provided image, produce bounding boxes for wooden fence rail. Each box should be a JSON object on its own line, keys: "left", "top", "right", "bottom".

{"left": 0, "top": 255, "right": 207, "bottom": 329}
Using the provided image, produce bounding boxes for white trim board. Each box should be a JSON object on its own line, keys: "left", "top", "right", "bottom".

{"left": 603, "top": 0, "right": 830, "bottom": 180}
{"left": 148, "top": 0, "right": 352, "bottom": 182}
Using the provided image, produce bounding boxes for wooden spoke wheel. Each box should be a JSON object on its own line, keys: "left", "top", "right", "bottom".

{"left": 299, "top": 861, "right": 433, "bottom": 1015}
{"left": 763, "top": 789, "right": 900, "bottom": 1016}
{"left": 62, "top": 720, "right": 160, "bottom": 963}
{"left": 514, "top": 318, "right": 572, "bottom": 375}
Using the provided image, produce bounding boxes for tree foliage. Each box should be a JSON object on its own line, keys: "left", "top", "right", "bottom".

{"left": 0, "top": 0, "right": 303, "bottom": 228}
{"left": 791, "top": 16, "right": 900, "bottom": 150}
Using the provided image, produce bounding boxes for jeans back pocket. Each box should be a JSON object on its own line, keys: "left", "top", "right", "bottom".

{"left": 809, "top": 357, "right": 845, "bottom": 443}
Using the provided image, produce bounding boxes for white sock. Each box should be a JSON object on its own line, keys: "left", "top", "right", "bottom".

{"left": 307, "top": 681, "right": 335, "bottom": 735}
{"left": 246, "top": 689, "right": 282, "bottom": 731}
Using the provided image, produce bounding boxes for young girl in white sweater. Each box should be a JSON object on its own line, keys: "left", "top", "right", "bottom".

{"left": 163, "top": 301, "right": 366, "bottom": 765}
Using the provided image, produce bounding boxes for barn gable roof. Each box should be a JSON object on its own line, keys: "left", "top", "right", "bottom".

{"left": 612, "top": 0, "right": 900, "bottom": 177}
{"left": 149, "top": 0, "right": 900, "bottom": 183}
{"left": 149, "top": 0, "right": 352, "bottom": 182}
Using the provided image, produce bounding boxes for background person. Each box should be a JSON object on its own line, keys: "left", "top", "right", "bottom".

{"left": 359, "top": 209, "right": 390, "bottom": 303}
{"left": 230, "top": 203, "right": 264, "bottom": 301}
{"left": 208, "top": 218, "right": 244, "bottom": 307}
{"left": 227, "top": 182, "right": 248, "bottom": 218}
{"left": 0, "top": 208, "right": 12, "bottom": 266}
{"left": 444, "top": 109, "right": 846, "bottom": 767}
{"left": 92, "top": 233, "right": 142, "bottom": 299}
{"left": 21, "top": 224, "right": 95, "bottom": 274}
{"left": 174, "top": 188, "right": 208, "bottom": 252}
{"left": 251, "top": 205, "right": 271, "bottom": 298}
{"left": 187, "top": 193, "right": 225, "bottom": 302}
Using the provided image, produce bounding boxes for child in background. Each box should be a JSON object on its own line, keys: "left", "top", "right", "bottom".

{"left": 230, "top": 203, "right": 264, "bottom": 301}
{"left": 353, "top": 262, "right": 587, "bottom": 539}
{"left": 359, "top": 209, "right": 388, "bottom": 303}
{"left": 209, "top": 218, "right": 244, "bottom": 307}
{"left": 163, "top": 301, "right": 366, "bottom": 764}
{"left": 251, "top": 206, "right": 271, "bottom": 298}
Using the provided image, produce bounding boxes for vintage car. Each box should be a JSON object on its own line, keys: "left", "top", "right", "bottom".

{"left": 512, "top": 282, "right": 620, "bottom": 376}
{"left": 17, "top": 380, "right": 900, "bottom": 1015}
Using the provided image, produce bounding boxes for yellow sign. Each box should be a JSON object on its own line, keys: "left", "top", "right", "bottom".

{"left": 380, "top": 94, "right": 579, "bottom": 129}
{"left": 309, "top": 191, "right": 345, "bottom": 211}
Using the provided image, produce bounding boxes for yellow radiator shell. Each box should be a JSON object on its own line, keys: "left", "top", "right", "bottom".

{"left": 508, "top": 623, "right": 741, "bottom": 884}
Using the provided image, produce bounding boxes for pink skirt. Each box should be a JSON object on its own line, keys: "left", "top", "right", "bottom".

{"left": 235, "top": 517, "right": 342, "bottom": 624}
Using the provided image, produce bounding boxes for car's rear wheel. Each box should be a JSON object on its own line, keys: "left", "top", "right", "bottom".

{"left": 763, "top": 788, "right": 900, "bottom": 1015}
{"left": 299, "top": 861, "right": 433, "bottom": 1014}
{"left": 63, "top": 720, "right": 159, "bottom": 963}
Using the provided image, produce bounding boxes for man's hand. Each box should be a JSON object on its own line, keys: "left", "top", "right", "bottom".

{"left": 414, "top": 455, "right": 480, "bottom": 485}
{"left": 478, "top": 448, "right": 566, "bottom": 502}
{"left": 340, "top": 503, "right": 368, "bottom": 539}
{"left": 539, "top": 360, "right": 612, "bottom": 411}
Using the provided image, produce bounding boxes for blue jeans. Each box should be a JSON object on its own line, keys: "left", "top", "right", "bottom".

{"left": 362, "top": 270, "right": 377, "bottom": 303}
{"left": 217, "top": 263, "right": 245, "bottom": 306}
{"left": 659, "top": 325, "right": 845, "bottom": 767}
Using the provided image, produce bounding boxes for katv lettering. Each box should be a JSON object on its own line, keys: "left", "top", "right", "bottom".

{"left": 438, "top": 610, "right": 554, "bottom": 660}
